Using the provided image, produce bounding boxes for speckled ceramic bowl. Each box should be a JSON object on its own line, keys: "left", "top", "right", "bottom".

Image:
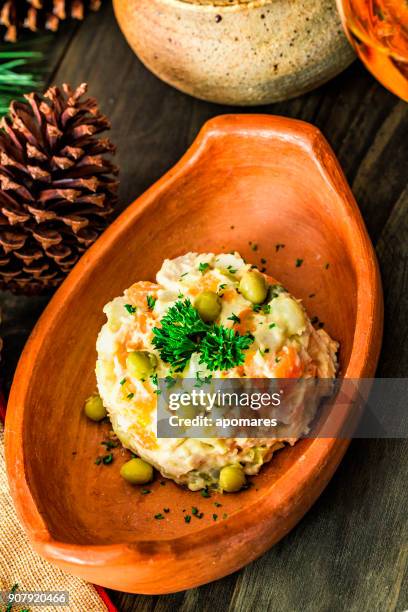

{"left": 113, "top": 0, "right": 355, "bottom": 105}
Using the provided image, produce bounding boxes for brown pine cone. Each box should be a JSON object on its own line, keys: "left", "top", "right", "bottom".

{"left": 0, "top": 83, "right": 119, "bottom": 294}
{"left": 0, "top": 0, "right": 102, "bottom": 42}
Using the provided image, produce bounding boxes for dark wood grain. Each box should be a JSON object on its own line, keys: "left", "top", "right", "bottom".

{"left": 0, "top": 2, "right": 407, "bottom": 611}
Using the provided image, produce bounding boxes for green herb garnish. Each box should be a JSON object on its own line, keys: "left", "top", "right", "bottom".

{"left": 201, "top": 488, "right": 211, "bottom": 498}
{"left": 199, "top": 326, "right": 254, "bottom": 371}
{"left": 165, "top": 376, "right": 177, "bottom": 388}
{"left": 120, "top": 378, "right": 127, "bottom": 385}
{"left": 147, "top": 295, "right": 157, "bottom": 310}
{"left": 150, "top": 372, "right": 161, "bottom": 394}
{"left": 212, "top": 513, "right": 218, "bottom": 521}
{"left": 184, "top": 515, "right": 191, "bottom": 523}
{"left": 295, "top": 258, "right": 303, "bottom": 268}
{"left": 199, "top": 262, "right": 210, "bottom": 274}
{"left": 268, "top": 284, "right": 286, "bottom": 300}
{"left": 127, "top": 392, "right": 134, "bottom": 400}
{"left": 141, "top": 489, "right": 151, "bottom": 495}
{"left": 102, "top": 454, "right": 113, "bottom": 465}
{"left": 262, "top": 304, "right": 271, "bottom": 314}
{"left": 154, "top": 513, "right": 164, "bottom": 520}
{"left": 194, "top": 371, "right": 212, "bottom": 387}
{"left": 101, "top": 440, "right": 119, "bottom": 450}
{"left": 152, "top": 299, "right": 209, "bottom": 372}
{"left": 124, "top": 304, "right": 137, "bottom": 314}
{"left": 6, "top": 584, "right": 19, "bottom": 612}
{"left": 228, "top": 313, "right": 241, "bottom": 324}
{"left": 152, "top": 299, "right": 253, "bottom": 373}
{"left": 269, "top": 323, "right": 276, "bottom": 329}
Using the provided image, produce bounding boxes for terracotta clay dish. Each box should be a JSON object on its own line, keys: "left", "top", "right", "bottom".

{"left": 5, "top": 115, "right": 383, "bottom": 594}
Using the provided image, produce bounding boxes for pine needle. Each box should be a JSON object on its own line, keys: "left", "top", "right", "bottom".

{"left": 0, "top": 48, "right": 43, "bottom": 114}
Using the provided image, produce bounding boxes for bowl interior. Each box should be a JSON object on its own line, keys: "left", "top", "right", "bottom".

{"left": 20, "top": 121, "right": 358, "bottom": 546}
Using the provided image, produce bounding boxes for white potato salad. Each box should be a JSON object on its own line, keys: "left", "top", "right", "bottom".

{"left": 95, "top": 252, "right": 338, "bottom": 492}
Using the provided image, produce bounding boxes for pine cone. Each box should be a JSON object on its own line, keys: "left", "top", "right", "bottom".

{"left": 0, "top": 82, "right": 118, "bottom": 294}
{"left": 0, "top": 0, "right": 102, "bottom": 42}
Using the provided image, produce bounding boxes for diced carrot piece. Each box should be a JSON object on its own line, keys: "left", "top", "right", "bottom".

{"left": 234, "top": 308, "right": 256, "bottom": 335}
{"left": 273, "top": 346, "right": 304, "bottom": 378}
{"left": 222, "top": 288, "right": 237, "bottom": 302}
{"left": 126, "top": 281, "right": 158, "bottom": 308}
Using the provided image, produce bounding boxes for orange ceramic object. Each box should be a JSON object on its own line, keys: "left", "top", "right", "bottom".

{"left": 5, "top": 115, "right": 383, "bottom": 594}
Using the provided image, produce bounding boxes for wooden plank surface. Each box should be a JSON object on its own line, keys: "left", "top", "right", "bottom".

{"left": 0, "top": 3, "right": 407, "bottom": 611}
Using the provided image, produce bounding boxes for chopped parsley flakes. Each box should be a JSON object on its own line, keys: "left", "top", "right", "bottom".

{"left": 165, "top": 376, "right": 176, "bottom": 388}
{"left": 198, "top": 262, "right": 210, "bottom": 274}
{"left": 124, "top": 304, "right": 137, "bottom": 314}
{"left": 146, "top": 295, "right": 157, "bottom": 310}
{"left": 194, "top": 371, "right": 212, "bottom": 387}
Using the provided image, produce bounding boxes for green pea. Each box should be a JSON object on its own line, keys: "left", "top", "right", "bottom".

{"left": 126, "top": 351, "right": 157, "bottom": 380}
{"left": 219, "top": 465, "right": 246, "bottom": 492}
{"left": 120, "top": 458, "right": 153, "bottom": 485}
{"left": 239, "top": 270, "right": 267, "bottom": 304}
{"left": 195, "top": 291, "right": 222, "bottom": 322}
{"left": 84, "top": 394, "right": 107, "bottom": 422}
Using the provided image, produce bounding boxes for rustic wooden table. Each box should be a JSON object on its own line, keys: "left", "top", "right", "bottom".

{"left": 1, "top": 4, "right": 407, "bottom": 612}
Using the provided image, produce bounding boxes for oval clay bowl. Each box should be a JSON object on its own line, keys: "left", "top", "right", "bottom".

{"left": 5, "top": 115, "right": 383, "bottom": 594}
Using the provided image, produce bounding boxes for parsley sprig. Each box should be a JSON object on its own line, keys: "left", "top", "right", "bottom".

{"left": 152, "top": 299, "right": 208, "bottom": 372}
{"left": 199, "top": 325, "right": 254, "bottom": 371}
{"left": 152, "top": 299, "right": 254, "bottom": 373}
